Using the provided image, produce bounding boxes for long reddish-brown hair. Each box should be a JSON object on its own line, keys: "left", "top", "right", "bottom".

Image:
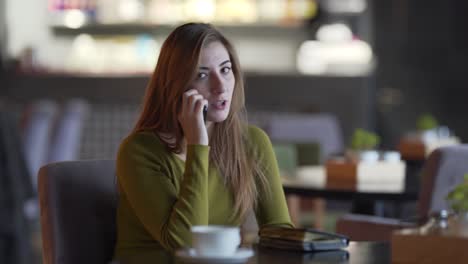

{"left": 133, "top": 23, "right": 268, "bottom": 220}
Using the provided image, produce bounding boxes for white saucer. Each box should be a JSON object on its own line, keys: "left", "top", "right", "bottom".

{"left": 175, "top": 248, "right": 254, "bottom": 263}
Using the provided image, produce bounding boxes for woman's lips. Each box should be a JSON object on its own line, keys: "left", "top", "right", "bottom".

{"left": 210, "top": 100, "right": 227, "bottom": 110}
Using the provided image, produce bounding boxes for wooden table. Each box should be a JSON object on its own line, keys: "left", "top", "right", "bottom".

{"left": 282, "top": 177, "right": 419, "bottom": 223}
{"left": 250, "top": 242, "right": 390, "bottom": 264}
{"left": 282, "top": 164, "right": 420, "bottom": 218}
{"left": 115, "top": 242, "right": 388, "bottom": 264}
{"left": 117, "top": 241, "right": 390, "bottom": 263}
{"left": 283, "top": 181, "right": 418, "bottom": 201}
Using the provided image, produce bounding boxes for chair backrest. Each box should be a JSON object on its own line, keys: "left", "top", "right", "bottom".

{"left": 296, "top": 143, "right": 321, "bottom": 166}
{"left": 266, "top": 113, "right": 344, "bottom": 163}
{"left": 419, "top": 145, "right": 468, "bottom": 220}
{"left": 272, "top": 143, "right": 297, "bottom": 177}
{"left": 48, "top": 99, "right": 90, "bottom": 163}
{"left": 22, "top": 100, "right": 58, "bottom": 189}
{"left": 38, "top": 160, "right": 117, "bottom": 264}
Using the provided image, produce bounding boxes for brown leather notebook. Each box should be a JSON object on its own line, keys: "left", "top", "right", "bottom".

{"left": 259, "top": 227, "right": 349, "bottom": 251}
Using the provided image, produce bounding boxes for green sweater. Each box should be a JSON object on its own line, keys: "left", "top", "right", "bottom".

{"left": 114, "top": 125, "right": 292, "bottom": 260}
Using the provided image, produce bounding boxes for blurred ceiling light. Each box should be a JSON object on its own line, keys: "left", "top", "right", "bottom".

{"left": 296, "top": 39, "right": 373, "bottom": 75}
{"left": 67, "top": 34, "right": 99, "bottom": 72}
{"left": 322, "top": 0, "right": 367, "bottom": 14}
{"left": 257, "top": 0, "right": 285, "bottom": 22}
{"left": 185, "top": 0, "right": 216, "bottom": 22}
{"left": 217, "top": 0, "right": 257, "bottom": 23}
{"left": 64, "top": 9, "right": 86, "bottom": 29}
{"left": 297, "top": 41, "right": 327, "bottom": 74}
{"left": 71, "top": 34, "right": 96, "bottom": 57}
{"left": 320, "top": 41, "right": 372, "bottom": 64}
{"left": 147, "top": 0, "right": 184, "bottom": 24}
{"left": 316, "top": 23, "right": 353, "bottom": 43}
{"left": 257, "top": 0, "right": 318, "bottom": 23}
{"left": 119, "top": 0, "right": 145, "bottom": 21}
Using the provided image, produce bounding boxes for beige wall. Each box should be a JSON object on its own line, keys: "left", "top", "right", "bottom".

{"left": 6, "top": 0, "right": 73, "bottom": 69}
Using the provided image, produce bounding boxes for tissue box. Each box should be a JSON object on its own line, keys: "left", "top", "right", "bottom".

{"left": 326, "top": 160, "right": 405, "bottom": 192}
{"left": 392, "top": 229, "right": 468, "bottom": 264}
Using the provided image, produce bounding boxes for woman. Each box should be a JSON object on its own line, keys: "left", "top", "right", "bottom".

{"left": 115, "top": 23, "right": 292, "bottom": 260}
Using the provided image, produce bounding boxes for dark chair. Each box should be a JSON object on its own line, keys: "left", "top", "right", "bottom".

{"left": 336, "top": 145, "right": 468, "bottom": 241}
{"left": 38, "top": 160, "right": 117, "bottom": 264}
{"left": 0, "top": 110, "right": 35, "bottom": 264}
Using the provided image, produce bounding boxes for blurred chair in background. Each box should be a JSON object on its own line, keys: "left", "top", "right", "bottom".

{"left": 20, "top": 98, "right": 91, "bottom": 262}
{"left": 268, "top": 113, "right": 344, "bottom": 229}
{"left": 22, "top": 98, "right": 91, "bottom": 188}
{"left": 38, "top": 160, "right": 117, "bottom": 264}
{"left": 48, "top": 99, "right": 90, "bottom": 163}
{"left": 246, "top": 111, "right": 272, "bottom": 133}
{"left": 0, "top": 108, "right": 35, "bottom": 264}
{"left": 267, "top": 113, "right": 344, "bottom": 163}
{"left": 336, "top": 145, "right": 468, "bottom": 241}
{"left": 273, "top": 143, "right": 298, "bottom": 178}
{"left": 21, "top": 100, "right": 58, "bottom": 190}
{"left": 296, "top": 143, "right": 321, "bottom": 167}
{"left": 295, "top": 142, "right": 324, "bottom": 228}
{"left": 272, "top": 143, "right": 300, "bottom": 225}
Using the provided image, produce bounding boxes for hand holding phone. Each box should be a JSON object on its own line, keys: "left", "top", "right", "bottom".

{"left": 178, "top": 89, "right": 209, "bottom": 145}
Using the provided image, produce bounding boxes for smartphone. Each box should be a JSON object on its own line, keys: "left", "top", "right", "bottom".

{"left": 203, "top": 105, "right": 208, "bottom": 123}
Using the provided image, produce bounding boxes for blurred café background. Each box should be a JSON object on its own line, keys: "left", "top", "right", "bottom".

{"left": 1, "top": 0, "right": 468, "bottom": 263}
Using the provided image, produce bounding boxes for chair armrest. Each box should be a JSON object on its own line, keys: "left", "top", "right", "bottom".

{"left": 336, "top": 214, "right": 416, "bottom": 241}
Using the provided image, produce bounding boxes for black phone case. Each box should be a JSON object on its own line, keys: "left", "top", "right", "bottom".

{"left": 203, "top": 105, "right": 207, "bottom": 122}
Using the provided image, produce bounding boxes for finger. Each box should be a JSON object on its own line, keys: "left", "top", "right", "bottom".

{"left": 183, "top": 89, "right": 198, "bottom": 98}
{"left": 182, "top": 89, "right": 199, "bottom": 107}
{"left": 181, "top": 90, "right": 199, "bottom": 113}
{"left": 188, "top": 94, "right": 204, "bottom": 112}
{"left": 194, "top": 98, "right": 208, "bottom": 114}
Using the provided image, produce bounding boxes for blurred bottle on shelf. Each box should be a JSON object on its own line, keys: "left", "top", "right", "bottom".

{"left": 96, "top": 0, "right": 145, "bottom": 24}
{"left": 48, "top": 0, "right": 98, "bottom": 16}
{"left": 257, "top": 0, "right": 286, "bottom": 24}
{"left": 215, "top": 0, "right": 257, "bottom": 24}
{"left": 146, "top": 0, "right": 184, "bottom": 25}
{"left": 285, "top": 0, "right": 318, "bottom": 24}
{"left": 65, "top": 34, "right": 159, "bottom": 74}
{"left": 50, "top": 0, "right": 321, "bottom": 26}
{"left": 322, "top": 0, "right": 367, "bottom": 14}
{"left": 184, "top": 0, "right": 217, "bottom": 23}
{"left": 95, "top": 0, "right": 119, "bottom": 23}
{"left": 17, "top": 46, "right": 41, "bottom": 73}
{"left": 117, "top": 0, "right": 146, "bottom": 22}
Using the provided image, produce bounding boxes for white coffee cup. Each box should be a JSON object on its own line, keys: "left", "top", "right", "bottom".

{"left": 191, "top": 225, "right": 240, "bottom": 257}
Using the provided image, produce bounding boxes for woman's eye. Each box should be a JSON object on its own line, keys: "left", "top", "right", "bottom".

{"left": 221, "top": 67, "right": 231, "bottom": 74}
{"left": 197, "top": 72, "right": 208, "bottom": 79}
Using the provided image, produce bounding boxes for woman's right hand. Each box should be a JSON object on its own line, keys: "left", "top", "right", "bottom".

{"left": 178, "top": 89, "right": 209, "bottom": 146}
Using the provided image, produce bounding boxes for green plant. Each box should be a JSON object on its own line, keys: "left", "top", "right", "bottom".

{"left": 350, "top": 128, "right": 380, "bottom": 150}
{"left": 446, "top": 174, "right": 468, "bottom": 212}
{"left": 417, "top": 114, "right": 438, "bottom": 131}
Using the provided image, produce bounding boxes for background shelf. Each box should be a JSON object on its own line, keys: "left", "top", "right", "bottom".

{"left": 51, "top": 22, "right": 309, "bottom": 37}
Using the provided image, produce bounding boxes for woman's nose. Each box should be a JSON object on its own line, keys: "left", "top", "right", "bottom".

{"left": 210, "top": 74, "right": 225, "bottom": 94}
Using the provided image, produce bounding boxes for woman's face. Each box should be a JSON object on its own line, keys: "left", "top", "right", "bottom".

{"left": 189, "top": 41, "right": 235, "bottom": 123}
